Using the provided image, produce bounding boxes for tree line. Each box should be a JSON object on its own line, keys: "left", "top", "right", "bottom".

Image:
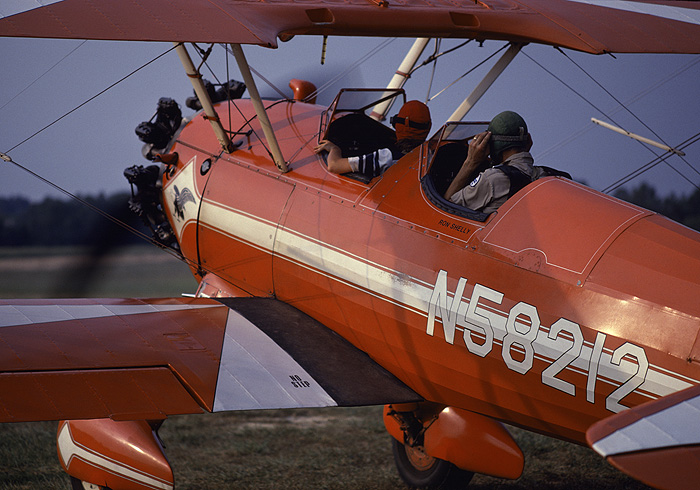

{"left": 613, "top": 183, "right": 700, "bottom": 231}
{"left": 0, "top": 183, "right": 698, "bottom": 247}
{"left": 0, "top": 192, "right": 150, "bottom": 247}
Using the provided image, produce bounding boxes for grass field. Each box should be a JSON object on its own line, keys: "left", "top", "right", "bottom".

{"left": 0, "top": 247, "right": 651, "bottom": 489}
{"left": 0, "top": 245, "right": 198, "bottom": 298}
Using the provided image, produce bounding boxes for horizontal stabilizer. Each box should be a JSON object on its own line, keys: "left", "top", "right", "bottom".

{"left": 586, "top": 383, "right": 700, "bottom": 490}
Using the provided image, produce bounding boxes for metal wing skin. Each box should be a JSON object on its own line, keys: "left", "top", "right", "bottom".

{"left": 0, "top": 297, "right": 419, "bottom": 423}
{"left": 587, "top": 383, "right": 700, "bottom": 490}
{"left": 2, "top": 0, "right": 700, "bottom": 54}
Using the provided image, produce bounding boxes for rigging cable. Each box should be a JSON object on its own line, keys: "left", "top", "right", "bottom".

{"left": 538, "top": 56, "right": 700, "bottom": 164}
{"left": 192, "top": 44, "right": 251, "bottom": 137}
{"left": 538, "top": 57, "right": 700, "bottom": 159}
{"left": 523, "top": 49, "right": 700, "bottom": 192}
{"left": 247, "top": 64, "right": 289, "bottom": 100}
{"left": 425, "top": 39, "right": 441, "bottom": 104}
{"left": 409, "top": 39, "right": 471, "bottom": 77}
{"left": 0, "top": 44, "right": 252, "bottom": 288}
{"left": 0, "top": 148, "right": 226, "bottom": 279}
{"left": 305, "top": 37, "right": 398, "bottom": 102}
{"left": 4, "top": 44, "right": 178, "bottom": 155}
{"left": 539, "top": 57, "right": 700, "bottom": 158}
{"left": 0, "top": 40, "right": 87, "bottom": 113}
{"left": 192, "top": 44, "right": 293, "bottom": 163}
{"left": 428, "top": 43, "right": 509, "bottom": 103}
{"left": 556, "top": 47, "right": 700, "bottom": 182}
{"left": 603, "top": 131, "right": 700, "bottom": 194}
{"left": 188, "top": 43, "right": 273, "bottom": 161}
{"left": 0, "top": 43, "right": 210, "bottom": 272}
{"left": 215, "top": 44, "right": 288, "bottom": 100}
{"left": 203, "top": 39, "right": 399, "bottom": 160}
{"left": 0, "top": 151, "right": 163, "bottom": 251}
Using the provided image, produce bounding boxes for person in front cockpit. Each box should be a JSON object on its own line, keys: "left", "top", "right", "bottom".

{"left": 444, "top": 110, "right": 543, "bottom": 214}
{"left": 314, "top": 100, "right": 431, "bottom": 179}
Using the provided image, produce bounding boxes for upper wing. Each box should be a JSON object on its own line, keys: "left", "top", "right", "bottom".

{"left": 1, "top": 0, "right": 700, "bottom": 54}
{"left": 0, "top": 297, "right": 419, "bottom": 423}
{"left": 586, "top": 383, "right": 700, "bottom": 490}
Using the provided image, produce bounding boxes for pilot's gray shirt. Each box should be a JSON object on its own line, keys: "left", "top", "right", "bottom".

{"left": 449, "top": 152, "right": 540, "bottom": 214}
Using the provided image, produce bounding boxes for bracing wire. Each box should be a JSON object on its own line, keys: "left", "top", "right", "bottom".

{"left": 191, "top": 44, "right": 250, "bottom": 136}
{"left": 603, "top": 131, "right": 700, "bottom": 194}
{"left": 538, "top": 56, "right": 700, "bottom": 158}
{"left": 425, "top": 39, "right": 441, "bottom": 104}
{"left": 247, "top": 64, "right": 289, "bottom": 100}
{"left": 208, "top": 44, "right": 289, "bottom": 100}
{"left": 0, "top": 43, "right": 210, "bottom": 274}
{"left": 189, "top": 44, "right": 265, "bottom": 154}
{"left": 4, "top": 45, "right": 178, "bottom": 155}
{"left": 524, "top": 49, "right": 700, "bottom": 192}
{"left": 192, "top": 44, "right": 285, "bottom": 162}
{"left": 556, "top": 48, "right": 700, "bottom": 181}
{"left": 0, "top": 40, "right": 87, "bottom": 113}
{"left": 428, "top": 43, "right": 509, "bottom": 102}
{"left": 305, "top": 37, "right": 398, "bottom": 102}
{"left": 1, "top": 151, "right": 231, "bottom": 279}
{"left": 409, "top": 39, "right": 471, "bottom": 77}
{"left": 522, "top": 50, "right": 620, "bottom": 127}
{"left": 0, "top": 151, "right": 180, "bottom": 259}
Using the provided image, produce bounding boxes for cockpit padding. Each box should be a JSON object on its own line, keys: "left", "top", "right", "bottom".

{"left": 428, "top": 142, "right": 468, "bottom": 198}
{"left": 323, "top": 113, "right": 397, "bottom": 183}
{"left": 325, "top": 113, "right": 397, "bottom": 159}
{"left": 422, "top": 142, "right": 489, "bottom": 222}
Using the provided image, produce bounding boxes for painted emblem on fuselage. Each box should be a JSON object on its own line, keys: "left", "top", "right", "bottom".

{"left": 164, "top": 156, "right": 200, "bottom": 239}
{"left": 172, "top": 185, "right": 196, "bottom": 220}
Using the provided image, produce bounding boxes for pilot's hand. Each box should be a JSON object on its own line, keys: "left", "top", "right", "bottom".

{"left": 466, "top": 131, "right": 490, "bottom": 168}
{"left": 443, "top": 131, "right": 491, "bottom": 200}
{"left": 314, "top": 140, "right": 339, "bottom": 154}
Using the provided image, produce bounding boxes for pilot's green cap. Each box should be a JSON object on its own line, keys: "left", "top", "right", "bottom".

{"left": 488, "top": 111, "right": 528, "bottom": 158}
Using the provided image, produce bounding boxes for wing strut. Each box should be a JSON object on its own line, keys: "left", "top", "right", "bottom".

{"left": 447, "top": 43, "right": 524, "bottom": 122}
{"left": 174, "top": 43, "right": 235, "bottom": 153}
{"left": 591, "top": 118, "right": 686, "bottom": 156}
{"left": 230, "top": 44, "right": 288, "bottom": 173}
{"left": 370, "top": 38, "right": 431, "bottom": 121}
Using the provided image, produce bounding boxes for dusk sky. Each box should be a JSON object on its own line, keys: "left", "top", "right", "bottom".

{"left": 1, "top": 35, "right": 699, "bottom": 202}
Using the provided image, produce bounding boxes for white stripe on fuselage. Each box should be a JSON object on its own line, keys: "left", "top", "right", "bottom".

{"left": 566, "top": 0, "right": 700, "bottom": 26}
{"left": 197, "top": 198, "right": 697, "bottom": 409}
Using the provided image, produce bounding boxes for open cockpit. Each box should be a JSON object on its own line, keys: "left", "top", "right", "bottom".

{"left": 317, "top": 88, "right": 404, "bottom": 183}
{"left": 421, "top": 122, "right": 492, "bottom": 222}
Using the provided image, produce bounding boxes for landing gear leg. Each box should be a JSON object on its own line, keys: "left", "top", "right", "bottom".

{"left": 70, "top": 477, "right": 110, "bottom": 490}
{"left": 391, "top": 438, "right": 474, "bottom": 489}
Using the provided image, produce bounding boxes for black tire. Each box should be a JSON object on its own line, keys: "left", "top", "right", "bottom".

{"left": 391, "top": 438, "right": 474, "bottom": 489}
{"left": 70, "top": 477, "right": 110, "bottom": 490}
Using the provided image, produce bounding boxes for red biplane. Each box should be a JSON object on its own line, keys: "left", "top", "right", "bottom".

{"left": 1, "top": 1, "right": 700, "bottom": 489}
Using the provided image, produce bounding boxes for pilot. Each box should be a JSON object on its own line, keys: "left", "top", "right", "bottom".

{"left": 444, "top": 110, "right": 541, "bottom": 214}
{"left": 314, "top": 100, "right": 431, "bottom": 179}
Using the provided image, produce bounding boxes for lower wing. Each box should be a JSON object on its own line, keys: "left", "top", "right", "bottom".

{"left": 0, "top": 296, "right": 420, "bottom": 423}
{"left": 587, "top": 383, "right": 700, "bottom": 490}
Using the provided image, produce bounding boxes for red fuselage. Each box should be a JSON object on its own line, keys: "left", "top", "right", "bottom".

{"left": 162, "top": 98, "right": 700, "bottom": 445}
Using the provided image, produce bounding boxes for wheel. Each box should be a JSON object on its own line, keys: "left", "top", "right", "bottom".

{"left": 391, "top": 438, "right": 474, "bottom": 489}
{"left": 70, "top": 477, "right": 110, "bottom": 490}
